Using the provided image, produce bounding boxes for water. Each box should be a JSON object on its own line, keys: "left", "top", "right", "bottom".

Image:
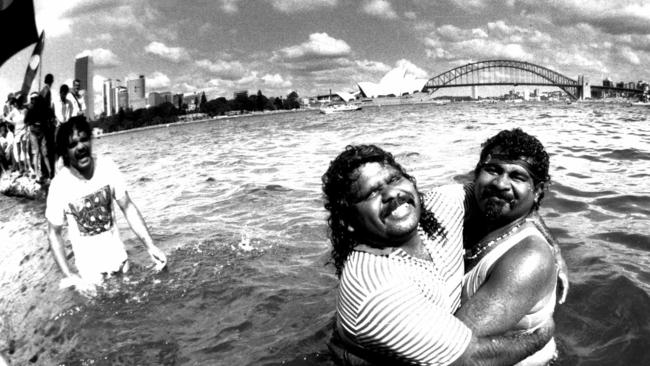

{"left": 1, "top": 102, "right": 649, "bottom": 365}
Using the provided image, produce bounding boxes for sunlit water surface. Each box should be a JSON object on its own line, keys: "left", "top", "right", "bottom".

{"left": 1, "top": 102, "right": 649, "bottom": 365}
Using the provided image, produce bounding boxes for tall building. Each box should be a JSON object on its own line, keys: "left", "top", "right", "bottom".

{"left": 102, "top": 79, "right": 114, "bottom": 117}
{"left": 74, "top": 55, "right": 94, "bottom": 120}
{"left": 116, "top": 86, "right": 128, "bottom": 111}
{"left": 127, "top": 75, "right": 146, "bottom": 109}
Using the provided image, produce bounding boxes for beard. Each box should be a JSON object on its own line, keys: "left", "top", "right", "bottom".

{"left": 483, "top": 197, "right": 507, "bottom": 220}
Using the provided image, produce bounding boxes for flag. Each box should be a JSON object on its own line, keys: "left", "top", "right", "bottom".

{"left": 20, "top": 30, "right": 45, "bottom": 97}
{"left": 0, "top": 0, "right": 39, "bottom": 68}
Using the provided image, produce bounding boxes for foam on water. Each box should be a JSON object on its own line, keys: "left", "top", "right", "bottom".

{"left": 1, "top": 102, "right": 649, "bottom": 365}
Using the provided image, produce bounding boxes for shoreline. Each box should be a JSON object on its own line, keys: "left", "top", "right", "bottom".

{"left": 95, "top": 108, "right": 313, "bottom": 138}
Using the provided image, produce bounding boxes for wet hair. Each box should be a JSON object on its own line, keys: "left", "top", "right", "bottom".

{"left": 322, "top": 144, "right": 444, "bottom": 277}
{"left": 45, "top": 73, "right": 54, "bottom": 84}
{"left": 474, "top": 128, "right": 550, "bottom": 208}
{"left": 55, "top": 115, "right": 92, "bottom": 166}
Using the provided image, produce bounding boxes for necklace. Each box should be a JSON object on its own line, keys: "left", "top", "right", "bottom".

{"left": 465, "top": 218, "right": 526, "bottom": 261}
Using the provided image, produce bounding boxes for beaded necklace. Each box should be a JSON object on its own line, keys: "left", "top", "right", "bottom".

{"left": 465, "top": 218, "right": 526, "bottom": 261}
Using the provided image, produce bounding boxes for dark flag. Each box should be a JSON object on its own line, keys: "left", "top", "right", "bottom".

{"left": 0, "top": 0, "right": 39, "bottom": 68}
{"left": 20, "top": 30, "right": 45, "bottom": 96}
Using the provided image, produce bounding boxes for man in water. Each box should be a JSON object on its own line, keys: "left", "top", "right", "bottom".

{"left": 46, "top": 116, "right": 167, "bottom": 296}
{"left": 322, "top": 144, "right": 554, "bottom": 365}
{"left": 457, "top": 128, "right": 564, "bottom": 365}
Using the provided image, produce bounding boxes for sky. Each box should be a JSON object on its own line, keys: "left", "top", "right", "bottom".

{"left": 1, "top": 0, "right": 650, "bottom": 113}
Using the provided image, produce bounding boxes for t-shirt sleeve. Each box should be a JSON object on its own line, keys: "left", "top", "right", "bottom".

{"left": 356, "top": 279, "right": 472, "bottom": 365}
{"left": 45, "top": 179, "right": 65, "bottom": 226}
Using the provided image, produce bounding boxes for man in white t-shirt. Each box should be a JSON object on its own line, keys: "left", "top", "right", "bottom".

{"left": 46, "top": 116, "right": 167, "bottom": 296}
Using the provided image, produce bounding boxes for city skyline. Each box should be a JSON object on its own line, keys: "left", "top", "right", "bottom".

{"left": 1, "top": 0, "right": 650, "bottom": 113}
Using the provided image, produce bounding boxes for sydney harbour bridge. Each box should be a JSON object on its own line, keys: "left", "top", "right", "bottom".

{"left": 421, "top": 60, "right": 642, "bottom": 100}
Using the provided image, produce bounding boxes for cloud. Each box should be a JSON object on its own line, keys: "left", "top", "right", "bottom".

{"left": 147, "top": 71, "right": 172, "bottom": 89}
{"left": 619, "top": 47, "right": 640, "bottom": 65}
{"left": 276, "top": 33, "right": 351, "bottom": 61}
{"left": 517, "top": 0, "right": 650, "bottom": 35}
{"left": 196, "top": 59, "right": 248, "bottom": 80}
{"left": 145, "top": 42, "right": 190, "bottom": 63}
{"left": 73, "top": 48, "right": 120, "bottom": 68}
{"left": 361, "top": 0, "right": 398, "bottom": 19}
{"left": 266, "top": 0, "right": 338, "bottom": 13}
{"left": 262, "top": 74, "right": 292, "bottom": 88}
{"left": 219, "top": 0, "right": 240, "bottom": 13}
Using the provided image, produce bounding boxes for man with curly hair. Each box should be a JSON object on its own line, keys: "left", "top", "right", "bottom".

{"left": 46, "top": 116, "right": 167, "bottom": 297}
{"left": 458, "top": 128, "right": 565, "bottom": 365}
{"left": 323, "top": 143, "right": 554, "bottom": 365}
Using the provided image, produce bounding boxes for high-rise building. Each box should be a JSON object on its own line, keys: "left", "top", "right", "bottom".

{"left": 127, "top": 75, "right": 145, "bottom": 109}
{"left": 102, "top": 79, "right": 114, "bottom": 117}
{"left": 116, "top": 86, "right": 128, "bottom": 111}
{"left": 74, "top": 55, "right": 95, "bottom": 120}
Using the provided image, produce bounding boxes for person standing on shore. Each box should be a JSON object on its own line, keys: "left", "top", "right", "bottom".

{"left": 25, "top": 93, "right": 53, "bottom": 183}
{"left": 46, "top": 116, "right": 167, "bottom": 296}
{"left": 69, "top": 79, "right": 86, "bottom": 117}
{"left": 54, "top": 84, "right": 74, "bottom": 127}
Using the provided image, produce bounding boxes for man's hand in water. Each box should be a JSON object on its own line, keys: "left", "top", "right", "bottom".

{"left": 147, "top": 245, "right": 167, "bottom": 272}
{"left": 59, "top": 274, "right": 98, "bottom": 298}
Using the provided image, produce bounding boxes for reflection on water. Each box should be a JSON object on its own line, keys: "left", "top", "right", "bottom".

{"left": 1, "top": 102, "right": 649, "bottom": 365}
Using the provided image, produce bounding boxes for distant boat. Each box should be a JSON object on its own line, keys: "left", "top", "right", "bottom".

{"left": 629, "top": 101, "right": 650, "bottom": 107}
{"left": 319, "top": 103, "right": 362, "bottom": 114}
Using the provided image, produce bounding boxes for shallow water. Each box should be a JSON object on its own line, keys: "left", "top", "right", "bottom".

{"left": 1, "top": 101, "right": 649, "bottom": 365}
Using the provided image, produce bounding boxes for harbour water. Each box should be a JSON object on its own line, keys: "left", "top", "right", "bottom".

{"left": 1, "top": 101, "right": 649, "bottom": 365}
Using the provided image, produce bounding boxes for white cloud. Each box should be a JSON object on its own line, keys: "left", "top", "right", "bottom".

{"left": 34, "top": 0, "right": 85, "bottom": 37}
{"left": 196, "top": 59, "right": 248, "bottom": 80}
{"left": 266, "top": 0, "right": 338, "bottom": 13}
{"left": 74, "top": 48, "right": 119, "bottom": 68}
{"left": 144, "top": 42, "right": 190, "bottom": 63}
{"left": 278, "top": 33, "right": 351, "bottom": 60}
{"left": 262, "top": 74, "right": 292, "bottom": 88}
{"left": 362, "top": 0, "right": 398, "bottom": 19}
{"left": 147, "top": 71, "right": 171, "bottom": 89}
{"left": 404, "top": 11, "right": 417, "bottom": 20}
{"left": 354, "top": 60, "right": 392, "bottom": 73}
{"left": 619, "top": 47, "right": 640, "bottom": 65}
{"left": 219, "top": 0, "right": 240, "bottom": 13}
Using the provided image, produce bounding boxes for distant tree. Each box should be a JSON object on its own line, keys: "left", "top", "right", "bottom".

{"left": 255, "top": 90, "right": 269, "bottom": 111}
{"left": 199, "top": 92, "right": 208, "bottom": 114}
{"left": 286, "top": 91, "right": 300, "bottom": 109}
{"left": 272, "top": 97, "right": 283, "bottom": 110}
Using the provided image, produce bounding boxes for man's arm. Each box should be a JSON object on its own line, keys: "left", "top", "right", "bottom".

{"left": 455, "top": 237, "right": 557, "bottom": 336}
{"left": 48, "top": 222, "right": 74, "bottom": 277}
{"left": 528, "top": 211, "right": 569, "bottom": 303}
{"left": 116, "top": 191, "right": 167, "bottom": 270}
{"left": 47, "top": 222, "right": 97, "bottom": 296}
{"left": 452, "top": 319, "right": 553, "bottom": 366}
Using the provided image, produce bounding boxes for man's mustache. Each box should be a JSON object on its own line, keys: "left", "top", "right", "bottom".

{"left": 382, "top": 193, "right": 414, "bottom": 218}
{"left": 481, "top": 187, "right": 514, "bottom": 203}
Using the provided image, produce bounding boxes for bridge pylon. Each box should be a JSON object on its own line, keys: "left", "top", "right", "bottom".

{"left": 578, "top": 75, "right": 591, "bottom": 100}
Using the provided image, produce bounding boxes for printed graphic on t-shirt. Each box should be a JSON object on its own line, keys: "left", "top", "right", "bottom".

{"left": 67, "top": 185, "right": 113, "bottom": 236}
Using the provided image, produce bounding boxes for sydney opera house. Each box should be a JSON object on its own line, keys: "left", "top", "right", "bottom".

{"left": 357, "top": 65, "right": 429, "bottom": 98}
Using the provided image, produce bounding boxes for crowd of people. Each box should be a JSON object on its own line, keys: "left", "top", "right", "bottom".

{"left": 0, "top": 73, "right": 87, "bottom": 184}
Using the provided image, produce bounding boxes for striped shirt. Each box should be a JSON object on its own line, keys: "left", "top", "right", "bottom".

{"left": 336, "top": 184, "right": 472, "bottom": 365}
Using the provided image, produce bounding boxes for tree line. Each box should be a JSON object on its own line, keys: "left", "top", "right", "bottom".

{"left": 92, "top": 90, "right": 301, "bottom": 133}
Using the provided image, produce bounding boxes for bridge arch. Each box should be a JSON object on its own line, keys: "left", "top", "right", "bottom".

{"left": 423, "top": 60, "right": 580, "bottom": 99}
